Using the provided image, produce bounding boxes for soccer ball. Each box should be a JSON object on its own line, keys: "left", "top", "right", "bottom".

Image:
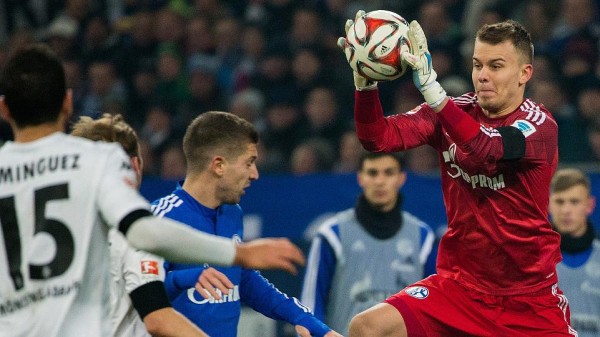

{"left": 343, "top": 10, "right": 411, "bottom": 82}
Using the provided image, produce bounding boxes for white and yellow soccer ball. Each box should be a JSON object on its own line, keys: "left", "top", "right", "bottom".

{"left": 343, "top": 10, "right": 411, "bottom": 82}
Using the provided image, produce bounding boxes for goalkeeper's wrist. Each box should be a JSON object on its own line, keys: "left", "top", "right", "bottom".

{"left": 420, "top": 81, "right": 447, "bottom": 108}
{"left": 356, "top": 82, "right": 378, "bottom": 91}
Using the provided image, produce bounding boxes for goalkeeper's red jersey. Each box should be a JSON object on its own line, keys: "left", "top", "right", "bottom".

{"left": 354, "top": 90, "right": 560, "bottom": 296}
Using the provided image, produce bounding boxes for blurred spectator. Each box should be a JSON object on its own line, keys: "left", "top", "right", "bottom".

{"left": 81, "top": 61, "right": 128, "bottom": 118}
{"left": 288, "top": 7, "right": 323, "bottom": 50}
{"left": 79, "top": 14, "right": 118, "bottom": 66}
{"left": 561, "top": 38, "right": 599, "bottom": 99}
{"left": 2, "top": 0, "right": 41, "bottom": 35}
{"left": 291, "top": 47, "right": 329, "bottom": 103}
{"left": 252, "top": 41, "right": 295, "bottom": 105}
{"left": 229, "top": 88, "right": 266, "bottom": 133}
{"left": 139, "top": 137, "right": 158, "bottom": 177}
{"left": 552, "top": 0, "right": 598, "bottom": 42}
{"left": 588, "top": 125, "right": 600, "bottom": 162}
{"left": 140, "top": 104, "right": 175, "bottom": 157}
{"left": 154, "top": 42, "right": 190, "bottom": 112}
{"left": 521, "top": 0, "right": 557, "bottom": 56}
{"left": 261, "top": 98, "right": 307, "bottom": 173}
{"left": 290, "top": 137, "right": 336, "bottom": 176}
{"left": 213, "top": 16, "right": 243, "bottom": 94}
{"left": 127, "top": 62, "right": 158, "bottom": 128}
{"left": 234, "top": 24, "right": 266, "bottom": 91}
{"left": 303, "top": 86, "right": 348, "bottom": 154}
{"left": 417, "top": 0, "right": 462, "bottom": 57}
{"left": 44, "top": 15, "right": 78, "bottom": 59}
{"left": 173, "top": 55, "right": 226, "bottom": 132}
{"left": 190, "top": 0, "right": 230, "bottom": 22}
{"left": 577, "top": 80, "right": 600, "bottom": 126}
{"left": 332, "top": 130, "right": 368, "bottom": 174}
{"left": 159, "top": 141, "right": 187, "bottom": 180}
{"left": 529, "top": 78, "right": 590, "bottom": 162}
{"left": 155, "top": 7, "right": 186, "bottom": 45}
{"left": 185, "top": 15, "right": 216, "bottom": 57}
{"left": 116, "top": 10, "right": 158, "bottom": 86}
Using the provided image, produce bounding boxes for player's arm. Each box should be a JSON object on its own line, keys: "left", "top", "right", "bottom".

{"left": 123, "top": 213, "right": 304, "bottom": 273}
{"left": 240, "top": 268, "right": 335, "bottom": 337}
{"left": 142, "top": 307, "right": 208, "bottom": 337}
{"left": 98, "top": 146, "right": 304, "bottom": 273}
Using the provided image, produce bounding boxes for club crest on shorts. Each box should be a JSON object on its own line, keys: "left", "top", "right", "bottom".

{"left": 405, "top": 286, "right": 429, "bottom": 299}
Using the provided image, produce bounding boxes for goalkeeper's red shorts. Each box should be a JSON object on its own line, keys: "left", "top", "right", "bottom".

{"left": 385, "top": 274, "right": 577, "bottom": 337}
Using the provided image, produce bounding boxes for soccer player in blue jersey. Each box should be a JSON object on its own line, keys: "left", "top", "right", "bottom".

{"left": 151, "top": 111, "right": 342, "bottom": 337}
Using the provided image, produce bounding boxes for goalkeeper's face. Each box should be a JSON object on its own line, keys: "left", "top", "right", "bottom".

{"left": 472, "top": 39, "right": 532, "bottom": 117}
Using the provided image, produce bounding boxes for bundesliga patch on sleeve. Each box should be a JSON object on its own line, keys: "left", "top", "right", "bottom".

{"left": 511, "top": 120, "right": 536, "bottom": 138}
{"left": 140, "top": 259, "right": 159, "bottom": 275}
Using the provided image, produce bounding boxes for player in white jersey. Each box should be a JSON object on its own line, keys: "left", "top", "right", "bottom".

{"left": 0, "top": 44, "right": 304, "bottom": 337}
{"left": 72, "top": 114, "right": 220, "bottom": 337}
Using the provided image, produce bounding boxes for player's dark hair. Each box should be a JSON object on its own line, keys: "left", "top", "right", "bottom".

{"left": 0, "top": 44, "right": 66, "bottom": 128}
{"left": 71, "top": 113, "right": 140, "bottom": 158}
{"left": 183, "top": 111, "right": 258, "bottom": 173}
{"left": 476, "top": 20, "right": 534, "bottom": 64}
{"left": 358, "top": 152, "right": 404, "bottom": 171}
{"left": 550, "top": 168, "right": 591, "bottom": 193}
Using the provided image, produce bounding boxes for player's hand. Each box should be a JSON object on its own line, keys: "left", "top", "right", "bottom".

{"left": 401, "top": 20, "right": 447, "bottom": 108}
{"left": 295, "top": 325, "right": 344, "bottom": 337}
{"left": 234, "top": 238, "right": 305, "bottom": 275}
{"left": 337, "top": 10, "right": 378, "bottom": 91}
{"left": 195, "top": 267, "right": 234, "bottom": 300}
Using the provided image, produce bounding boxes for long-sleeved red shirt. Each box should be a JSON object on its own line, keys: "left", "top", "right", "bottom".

{"left": 355, "top": 90, "right": 561, "bottom": 296}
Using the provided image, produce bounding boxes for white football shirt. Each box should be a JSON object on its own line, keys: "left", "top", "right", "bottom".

{"left": 0, "top": 132, "right": 150, "bottom": 337}
{"left": 109, "top": 229, "right": 164, "bottom": 337}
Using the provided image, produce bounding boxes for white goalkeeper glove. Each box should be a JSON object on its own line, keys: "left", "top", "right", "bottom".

{"left": 401, "top": 20, "right": 447, "bottom": 108}
{"left": 337, "top": 10, "right": 378, "bottom": 91}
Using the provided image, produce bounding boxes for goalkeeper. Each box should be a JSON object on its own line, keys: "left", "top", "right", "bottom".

{"left": 340, "top": 12, "right": 576, "bottom": 337}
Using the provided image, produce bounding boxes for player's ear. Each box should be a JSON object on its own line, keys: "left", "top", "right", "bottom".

{"left": 519, "top": 63, "right": 533, "bottom": 85}
{"left": 0, "top": 95, "right": 11, "bottom": 122}
{"left": 211, "top": 156, "right": 226, "bottom": 176}
{"left": 62, "top": 89, "right": 73, "bottom": 119}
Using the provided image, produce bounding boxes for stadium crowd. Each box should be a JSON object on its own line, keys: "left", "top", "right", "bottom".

{"left": 1, "top": 0, "right": 600, "bottom": 178}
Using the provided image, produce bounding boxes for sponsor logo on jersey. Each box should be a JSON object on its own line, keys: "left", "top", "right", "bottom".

{"left": 511, "top": 120, "right": 536, "bottom": 138}
{"left": 405, "top": 286, "right": 429, "bottom": 299}
{"left": 187, "top": 285, "right": 240, "bottom": 305}
{"left": 442, "top": 144, "right": 506, "bottom": 191}
{"left": 141, "top": 259, "right": 159, "bottom": 275}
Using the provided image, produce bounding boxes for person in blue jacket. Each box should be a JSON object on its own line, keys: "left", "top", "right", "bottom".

{"left": 550, "top": 168, "right": 600, "bottom": 337}
{"left": 300, "top": 152, "right": 437, "bottom": 336}
{"left": 151, "top": 111, "right": 343, "bottom": 337}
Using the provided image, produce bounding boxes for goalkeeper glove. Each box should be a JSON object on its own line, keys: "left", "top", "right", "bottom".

{"left": 401, "top": 20, "right": 447, "bottom": 108}
{"left": 337, "top": 10, "right": 378, "bottom": 91}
